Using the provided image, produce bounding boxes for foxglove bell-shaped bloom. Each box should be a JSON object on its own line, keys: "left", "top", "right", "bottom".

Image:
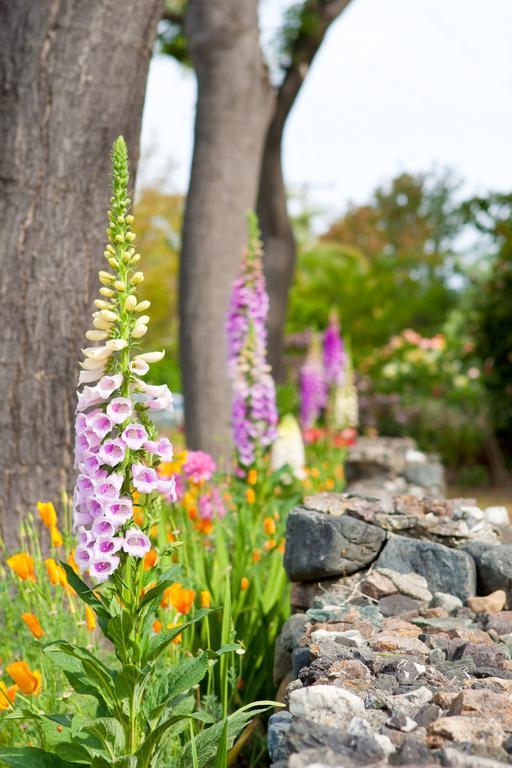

{"left": 72, "top": 137, "right": 176, "bottom": 584}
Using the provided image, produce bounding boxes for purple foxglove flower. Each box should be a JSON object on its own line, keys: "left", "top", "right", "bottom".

{"left": 80, "top": 454, "right": 102, "bottom": 476}
{"left": 104, "top": 497, "right": 133, "bottom": 525}
{"left": 85, "top": 497, "right": 103, "bottom": 518}
{"left": 95, "top": 472, "right": 123, "bottom": 500}
{"left": 323, "top": 313, "right": 346, "bottom": 387}
{"left": 157, "top": 476, "right": 176, "bottom": 500}
{"left": 75, "top": 546, "right": 92, "bottom": 573}
{"left": 131, "top": 463, "right": 159, "bottom": 493}
{"left": 87, "top": 411, "right": 113, "bottom": 440}
{"left": 99, "top": 438, "right": 126, "bottom": 467}
{"left": 76, "top": 386, "right": 104, "bottom": 412}
{"left": 122, "top": 423, "right": 148, "bottom": 450}
{"left": 225, "top": 215, "right": 278, "bottom": 465}
{"left": 77, "top": 527, "right": 94, "bottom": 547}
{"left": 96, "top": 373, "right": 123, "bottom": 400}
{"left": 156, "top": 437, "right": 173, "bottom": 461}
{"left": 93, "top": 536, "right": 123, "bottom": 558}
{"left": 74, "top": 509, "right": 94, "bottom": 528}
{"left": 75, "top": 413, "right": 88, "bottom": 432}
{"left": 106, "top": 397, "right": 133, "bottom": 424}
{"left": 123, "top": 528, "right": 151, "bottom": 558}
{"left": 76, "top": 475, "right": 95, "bottom": 497}
{"left": 300, "top": 335, "right": 327, "bottom": 429}
{"left": 90, "top": 555, "right": 120, "bottom": 583}
{"left": 92, "top": 517, "right": 117, "bottom": 538}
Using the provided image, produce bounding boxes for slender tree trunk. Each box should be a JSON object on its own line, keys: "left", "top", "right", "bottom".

{"left": 0, "top": 0, "right": 164, "bottom": 541}
{"left": 180, "top": 0, "right": 273, "bottom": 462}
{"left": 258, "top": 0, "right": 352, "bottom": 381}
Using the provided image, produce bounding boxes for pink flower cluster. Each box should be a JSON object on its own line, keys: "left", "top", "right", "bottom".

{"left": 198, "top": 487, "right": 226, "bottom": 521}
{"left": 182, "top": 450, "right": 216, "bottom": 484}
{"left": 73, "top": 373, "right": 176, "bottom": 583}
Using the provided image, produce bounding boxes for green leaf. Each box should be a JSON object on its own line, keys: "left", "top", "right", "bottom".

{"left": 139, "top": 566, "right": 182, "bottom": 609}
{"left": 141, "top": 609, "right": 210, "bottom": 665}
{"left": 136, "top": 711, "right": 213, "bottom": 767}
{"left": 0, "top": 748, "right": 82, "bottom": 768}
{"left": 106, "top": 612, "right": 134, "bottom": 652}
{"left": 213, "top": 720, "right": 228, "bottom": 768}
{"left": 85, "top": 718, "right": 126, "bottom": 755}
{"left": 43, "top": 642, "right": 117, "bottom": 710}
{"left": 60, "top": 564, "right": 110, "bottom": 618}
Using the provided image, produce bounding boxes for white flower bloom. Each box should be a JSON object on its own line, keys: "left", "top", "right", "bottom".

{"left": 131, "top": 323, "right": 148, "bottom": 339}
{"left": 106, "top": 338, "right": 128, "bottom": 351}
{"left": 80, "top": 357, "right": 107, "bottom": 371}
{"left": 85, "top": 330, "right": 109, "bottom": 341}
{"left": 135, "top": 350, "right": 165, "bottom": 363}
{"left": 82, "top": 346, "right": 112, "bottom": 361}
{"left": 78, "top": 368, "right": 104, "bottom": 384}
{"left": 129, "top": 359, "right": 149, "bottom": 375}
{"left": 271, "top": 415, "right": 305, "bottom": 480}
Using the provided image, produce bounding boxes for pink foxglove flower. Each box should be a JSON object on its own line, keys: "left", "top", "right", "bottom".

{"left": 72, "top": 137, "right": 176, "bottom": 584}
{"left": 225, "top": 213, "right": 277, "bottom": 466}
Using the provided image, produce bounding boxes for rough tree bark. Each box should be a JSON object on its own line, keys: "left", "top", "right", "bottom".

{"left": 257, "top": 0, "right": 352, "bottom": 382}
{"left": 0, "top": 0, "right": 164, "bottom": 540}
{"left": 179, "top": 0, "right": 273, "bottom": 462}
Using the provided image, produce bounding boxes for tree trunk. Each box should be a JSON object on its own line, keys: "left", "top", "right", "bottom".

{"left": 179, "top": 0, "right": 273, "bottom": 463}
{"left": 0, "top": 0, "right": 164, "bottom": 541}
{"left": 258, "top": 0, "right": 353, "bottom": 382}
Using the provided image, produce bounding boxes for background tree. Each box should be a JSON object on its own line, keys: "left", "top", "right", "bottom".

{"left": 178, "top": 0, "right": 273, "bottom": 461}
{"left": 160, "top": 0, "right": 353, "bottom": 452}
{"left": 0, "top": 0, "right": 165, "bottom": 539}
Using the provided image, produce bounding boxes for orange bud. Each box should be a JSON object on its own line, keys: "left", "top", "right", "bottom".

{"left": 45, "top": 558, "right": 69, "bottom": 590}
{"left": 325, "top": 478, "right": 335, "bottom": 490}
{"left": 37, "top": 501, "right": 57, "bottom": 529}
{"left": 85, "top": 606, "right": 96, "bottom": 632}
{"left": 263, "top": 516, "right": 276, "bottom": 536}
{"left": 252, "top": 549, "right": 261, "bottom": 564}
{"left": 153, "top": 619, "right": 162, "bottom": 634}
{"left": 200, "top": 590, "right": 211, "bottom": 609}
{"left": 264, "top": 538, "right": 276, "bottom": 551}
{"left": 50, "top": 526, "right": 63, "bottom": 547}
{"left": 245, "top": 488, "right": 256, "bottom": 505}
{"left": 0, "top": 682, "right": 18, "bottom": 711}
{"left": 240, "top": 577, "right": 249, "bottom": 591}
{"left": 7, "top": 553, "right": 36, "bottom": 582}
{"left": 21, "top": 613, "right": 44, "bottom": 639}
{"left": 144, "top": 549, "right": 158, "bottom": 571}
{"left": 247, "top": 469, "right": 258, "bottom": 486}
{"left": 7, "top": 661, "right": 42, "bottom": 695}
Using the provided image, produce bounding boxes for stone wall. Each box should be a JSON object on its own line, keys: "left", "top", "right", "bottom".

{"left": 269, "top": 438, "right": 512, "bottom": 768}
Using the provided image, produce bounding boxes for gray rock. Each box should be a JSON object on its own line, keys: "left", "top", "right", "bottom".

{"left": 477, "top": 545, "right": 512, "bottom": 604}
{"left": 403, "top": 458, "right": 445, "bottom": 491}
{"left": 378, "top": 593, "right": 421, "bottom": 617}
{"left": 390, "top": 735, "right": 435, "bottom": 765}
{"left": 377, "top": 568, "right": 432, "bottom": 603}
{"left": 432, "top": 592, "right": 463, "bottom": 613}
{"left": 484, "top": 506, "right": 509, "bottom": 526}
{"left": 292, "top": 647, "right": 313, "bottom": 677}
{"left": 286, "top": 715, "right": 391, "bottom": 765}
{"left": 392, "top": 686, "right": 433, "bottom": 716}
{"left": 414, "top": 703, "right": 442, "bottom": 728}
{"left": 440, "top": 746, "right": 509, "bottom": 767}
{"left": 386, "top": 710, "right": 417, "bottom": 732}
{"left": 289, "top": 684, "right": 364, "bottom": 728}
{"left": 274, "top": 613, "right": 309, "bottom": 684}
{"left": 268, "top": 711, "right": 292, "bottom": 763}
{"left": 376, "top": 535, "right": 476, "bottom": 601}
{"left": 284, "top": 506, "right": 386, "bottom": 581}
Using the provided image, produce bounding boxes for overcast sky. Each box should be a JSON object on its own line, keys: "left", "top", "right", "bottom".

{"left": 139, "top": 0, "right": 512, "bottom": 227}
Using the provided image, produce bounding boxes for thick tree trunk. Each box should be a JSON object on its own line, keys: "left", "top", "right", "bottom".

{"left": 258, "top": 0, "right": 353, "bottom": 382}
{"left": 180, "top": 0, "right": 273, "bottom": 463}
{"left": 0, "top": 0, "right": 164, "bottom": 541}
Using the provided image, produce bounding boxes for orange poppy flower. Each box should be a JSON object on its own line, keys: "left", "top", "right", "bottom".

{"left": 161, "top": 583, "right": 195, "bottom": 615}
{"left": 85, "top": 606, "right": 96, "bottom": 632}
{"left": 21, "top": 613, "right": 44, "bottom": 640}
{"left": 247, "top": 469, "right": 258, "bottom": 486}
{"left": 144, "top": 550, "right": 158, "bottom": 571}
{"left": 0, "top": 682, "right": 18, "bottom": 711}
{"left": 153, "top": 619, "right": 162, "bottom": 634}
{"left": 36, "top": 501, "right": 57, "bottom": 529}
{"left": 200, "top": 590, "right": 211, "bottom": 609}
{"left": 45, "top": 558, "right": 68, "bottom": 589}
{"left": 263, "top": 517, "right": 276, "bottom": 536}
{"left": 264, "top": 538, "right": 276, "bottom": 552}
{"left": 68, "top": 549, "right": 79, "bottom": 574}
{"left": 50, "top": 526, "right": 63, "bottom": 547}
{"left": 325, "top": 478, "right": 335, "bottom": 490}
{"left": 7, "top": 662, "right": 42, "bottom": 695}
{"left": 245, "top": 488, "right": 256, "bottom": 505}
{"left": 7, "top": 553, "right": 36, "bottom": 582}
{"left": 240, "top": 577, "right": 250, "bottom": 591}
{"left": 195, "top": 518, "right": 213, "bottom": 535}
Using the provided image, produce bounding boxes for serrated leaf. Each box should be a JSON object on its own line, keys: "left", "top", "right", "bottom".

{"left": 85, "top": 718, "right": 125, "bottom": 754}
{"left": 140, "top": 609, "right": 211, "bottom": 665}
{"left": 0, "top": 747, "right": 82, "bottom": 768}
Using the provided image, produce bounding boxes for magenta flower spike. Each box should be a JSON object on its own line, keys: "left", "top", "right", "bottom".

{"left": 225, "top": 213, "right": 278, "bottom": 466}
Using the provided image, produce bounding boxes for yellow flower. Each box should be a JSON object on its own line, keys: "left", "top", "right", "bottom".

{"left": 240, "top": 577, "right": 250, "bottom": 591}
{"left": 7, "top": 662, "right": 42, "bottom": 695}
{"left": 263, "top": 516, "right": 276, "bottom": 536}
{"left": 50, "top": 526, "right": 63, "bottom": 547}
{"left": 246, "top": 488, "right": 256, "bottom": 505}
{"left": 37, "top": 501, "right": 57, "bottom": 529}
{"left": 0, "top": 682, "right": 17, "bottom": 711}
{"left": 21, "top": 613, "right": 44, "bottom": 639}
{"left": 7, "top": 553, "right": 36, "bottom": 582}
{"left": 85, "top": 607, "right": 96, "bottom": 632}
{"left": 247, "top": 469, "right": 258, "bottom": 486}
{"left": 200, "top": 590, "right": 211, "bottom": 609}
